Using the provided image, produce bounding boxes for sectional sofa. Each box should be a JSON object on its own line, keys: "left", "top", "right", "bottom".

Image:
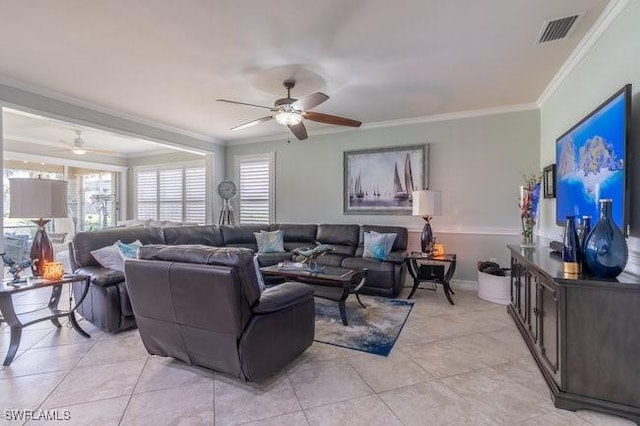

{"left": 69, "top": 223, "right": 408, "bottom": 333}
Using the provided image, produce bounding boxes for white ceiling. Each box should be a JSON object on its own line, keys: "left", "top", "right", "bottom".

{"left": 0, "top": 0, "right": 610, "bottom": 143}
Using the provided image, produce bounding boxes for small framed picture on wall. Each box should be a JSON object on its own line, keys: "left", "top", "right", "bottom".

{"left": 543, "top": 164, "right": 556, "bottom": 199}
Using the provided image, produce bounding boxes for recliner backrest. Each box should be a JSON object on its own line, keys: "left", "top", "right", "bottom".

{"left": 316, "top": 224, "right": 360, "bottom": 255}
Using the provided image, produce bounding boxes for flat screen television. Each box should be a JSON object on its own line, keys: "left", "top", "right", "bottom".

{"left": 556, "top": 84, "right": 631, "bottom": 234}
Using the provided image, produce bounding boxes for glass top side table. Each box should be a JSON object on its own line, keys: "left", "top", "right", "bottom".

{"left": 405, "top": 252, "right": 457, "bottom": 304}
{"left": 0, "top": 274, "right": 91, "bottom": 366}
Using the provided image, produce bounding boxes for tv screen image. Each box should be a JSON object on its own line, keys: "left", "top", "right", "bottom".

{"left": 556, "top": 85, "right": 630, "bottom": 232}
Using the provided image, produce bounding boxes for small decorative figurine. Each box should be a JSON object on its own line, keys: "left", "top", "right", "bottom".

{"left": 292, "top": 243, "right": 334, "bottom": 272}
{"left": 0, "top": 253, "right": 33, "bottom": 283}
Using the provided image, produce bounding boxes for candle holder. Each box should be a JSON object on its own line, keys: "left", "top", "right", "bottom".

{"left": 43, "top": 261, "right": 65, "bottom": 280}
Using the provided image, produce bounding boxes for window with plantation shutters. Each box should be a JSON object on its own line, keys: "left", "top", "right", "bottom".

{"left": 236, "top": 153, "right": 274, "bottom": 224}
{"left": 134, "top": 161, "right": 206, "bottom": 224}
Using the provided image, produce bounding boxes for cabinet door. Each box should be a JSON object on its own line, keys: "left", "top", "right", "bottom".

{"left": 527, "top": 272, "right": 538, "bottom": 342}
{"left": 538, "top": 277, "right": 559, "bottom": 374}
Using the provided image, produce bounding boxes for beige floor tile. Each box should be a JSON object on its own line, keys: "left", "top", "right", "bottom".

{"left": 287, "top": 358, "right": 373, "bottom": 409}
{"left": 244, "top": 411, "right": 309, "bottom": 426}
{"left": 380, "top": 381, "right": 494, "bottom": 425}
{"left": 441, "top": 366, "right": 553, "bottom": 424}
{"left": 575, "top": 409, "right": 638, "bottom": 425}
{"left": 31, "top": 322, "right": 104, "bottom": 349}
{"left": 346, "top": 350, "right": 434, "bottom": 392}
{"left": 519, "top": 410, "right": 591, "bottom": 425}
{"left": 43, "top": 358, "right": 146, "bottom": 407}
{"left": 76, "top": 329, "right": 148, "bottom": 367}
{"left": 404, "top": 333, "right": 511, "bottom": 378}
{"left": 134, "top": 355, "right": 213, "bottom": 394}
{"left": 305, "top": 394, "right": 403, "bottom": 426}
{"left": 32, "top": 396, "right": 130, "bottom": 426}
{"left": 286, "top": 342, "right": 352, "bottom": 371}
{"left": 0, "top": 371, "right": 66, "bottom": 409}
{"left": 121, "top": 382, "right": 214, "bottom": 426}
{"left": 215, "top": 372, "right": 301, "bottom": 425}
{"left": 0, "top": 327, "right": 53, "bottom": 357}
{"left": 0, "top": 342, "right": 93, "bottom": 379}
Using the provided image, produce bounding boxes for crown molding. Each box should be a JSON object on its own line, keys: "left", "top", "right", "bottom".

{"left": 537, "top": 0, "right": 630, "bottom": 106}
{"left": 0, "top": 77, "right": 223, "bottom": 146}
{"left": 225, "top": 102, "right": 539, "bottom": 146}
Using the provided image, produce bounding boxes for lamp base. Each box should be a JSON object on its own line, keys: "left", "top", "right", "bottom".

{"left": 30, "top": 219, "right": 53, "bottom": 276}
{"left": 421, "top": 218, "right": 434, "bottom": 253}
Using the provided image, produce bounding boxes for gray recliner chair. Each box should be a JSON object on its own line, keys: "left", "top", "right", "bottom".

{"left": 124, "top": 245, "right": 315, "bottom": 382}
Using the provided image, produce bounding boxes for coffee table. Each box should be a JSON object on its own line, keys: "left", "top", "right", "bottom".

{"left": 260, "top": 264, "right": 367, "bottom": 325}
{"left": 0, "top": 274, "right": 91, "bottom": 366}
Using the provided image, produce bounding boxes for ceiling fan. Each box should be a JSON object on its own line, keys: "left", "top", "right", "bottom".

{"left": 217, "top": 79, "right": 361, "bottom": 140}
{"left": 59, "top": 130, "right": 113, "bottom": 155}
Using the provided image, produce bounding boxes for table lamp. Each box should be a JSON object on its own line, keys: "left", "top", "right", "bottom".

{"left": 412, "top": 189, "right": 442, "bottom": 253}
{"left": 9, "top": 178, "right": 68, "bottom": 276}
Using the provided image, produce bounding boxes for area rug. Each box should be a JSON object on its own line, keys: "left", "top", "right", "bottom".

{"left": 313, "top": 296, "right": 414, "bottom": 356}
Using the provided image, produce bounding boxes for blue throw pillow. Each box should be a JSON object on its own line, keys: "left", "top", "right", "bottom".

{"left": 363, "top": 231, "right": 397, "bottom": 261}
{"left": 254, "top": 230, "right": 284, "bottom": 253}
{"left": 116, "top": 240, "right": 143, "bottom": 260}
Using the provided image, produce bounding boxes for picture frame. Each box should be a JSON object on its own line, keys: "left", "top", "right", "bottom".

{"left": 543, "top": 164, "right": 556, "bottom": 199}
{"left": 343, "top": 144, "right": 427, "bottom": 215}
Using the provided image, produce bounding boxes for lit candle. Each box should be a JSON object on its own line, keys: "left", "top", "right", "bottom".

{"left": 43, "top": 262, "right": 64, "bottom": 280}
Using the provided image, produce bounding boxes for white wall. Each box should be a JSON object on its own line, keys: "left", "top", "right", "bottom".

{"left": 226, "top": 108, "right": 540, "bottom": 280}
{"left": 539, "top": 0, "right": 640, "bottom": 271}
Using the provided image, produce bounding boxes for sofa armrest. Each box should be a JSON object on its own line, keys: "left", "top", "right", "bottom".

{"left": 75, "top": 265, "right": 125, "bottom": 287}
{"left": 385, "top": 251, "right": 407, "bottom": 264}
{"left": 253, "top": 282, "right": 313, "bottom": 314}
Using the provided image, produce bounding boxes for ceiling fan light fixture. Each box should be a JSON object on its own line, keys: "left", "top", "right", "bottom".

{"left": 274, "top": 110, "right": 302, "bottom": 126}
{"left": 72, "top": 148, "right": 86, "bottom": 155}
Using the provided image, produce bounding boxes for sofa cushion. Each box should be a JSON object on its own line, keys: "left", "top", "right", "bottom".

{"left": 162, "top": 225, "right": 223, "bottom": 246}
{"left": 220, "top": 224, "right": 272, "bottom": 250}
{"left": 75, "top": 265, "right": 125, "bottom": 287}
{"left": 316, "top": 224, "right": 359, "bottom": 255}
{"left": 315, "top": 253, "right": 351, "bottom": 267}
{"left": 341, "top": 257, "right": 397, "bottom": 290}
{"left": 73, "top": 227, "right": 165, "bottom": 268}
{"left": 273, "top": 224, "right": 318, "bottom": 252}
{"left": 363, "top": 232, "right": 397, "bottom": 261}
{"left": 254, "top": 230, "right": 284, "bottom": 253}
{"left": 256, "top": 252, "right": 294, "bottom": 267}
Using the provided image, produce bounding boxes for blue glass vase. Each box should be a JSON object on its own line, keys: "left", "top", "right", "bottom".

{"left": 583, "top": 199, "right": 628, "bottom": 278}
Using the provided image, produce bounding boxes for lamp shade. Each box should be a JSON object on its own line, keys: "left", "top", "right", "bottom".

{"left": 9, "top": 178, "right": 68, "bottom": 219}
{"left": 412, "top": 190, "right": 442, "bottom": 217}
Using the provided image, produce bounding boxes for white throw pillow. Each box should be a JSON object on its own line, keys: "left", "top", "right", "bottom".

{"left": 254, "top": 230, "right": 285, "bottom": 253}
{"left": 363, "top": 231, "right": 397, "bottom": 261}
{"left": 91, "top": 240, "right": 125, "bottom": 271}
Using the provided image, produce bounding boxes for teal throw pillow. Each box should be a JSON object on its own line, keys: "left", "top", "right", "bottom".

{"left": 363, "top": 231, "right": 397, "bottom": 261}
{"left": 116, "top": 240, "right": 143, "bottom": 260}
{"left": 254, "top": 230, "right": 284, "bottom": 253}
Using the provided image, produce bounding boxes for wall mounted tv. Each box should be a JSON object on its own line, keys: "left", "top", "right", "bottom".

{"left": 556, "top": 84, "right": 631, "bottom": 234}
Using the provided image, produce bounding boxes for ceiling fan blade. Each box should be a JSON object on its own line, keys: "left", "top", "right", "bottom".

{"left": 217, "top": 99, "right": 275, "bottom": 110}
{"left": 291, "top": 92, "right": 329, "bottom": 111}
{"left": 230, "top": 116, "right": 273, "bottom": 131}
{"left": 302, "top": 111, "right": 361, "bottom": 127}
{"left": 288, "top": 122, "right": 308, "bottom": 140}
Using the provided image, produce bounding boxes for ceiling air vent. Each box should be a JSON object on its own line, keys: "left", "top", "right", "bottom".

{"left": 538, "top": 14, "right": 581, "bottom": 43}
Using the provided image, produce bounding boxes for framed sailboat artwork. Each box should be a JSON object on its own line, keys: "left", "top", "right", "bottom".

{"left": 343, "top": 144, "right": 428, "bottom": 215}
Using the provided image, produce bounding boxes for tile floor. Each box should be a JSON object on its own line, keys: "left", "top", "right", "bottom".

{"left": 0, "top": 283, "right": 635, "bottom": 425}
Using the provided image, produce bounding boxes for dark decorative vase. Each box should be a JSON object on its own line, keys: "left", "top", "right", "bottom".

{"left": 562, "top": 216, "right": 581, "bottom": 275}
{"left": 583, "top": 199, "right": 628, "bottom": 278}
{"left": 578, "top": 215, "right": 591, "bottom": 251}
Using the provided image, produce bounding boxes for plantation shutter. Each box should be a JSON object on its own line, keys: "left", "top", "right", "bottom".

{"left": 134, "top": 161, "right": 206, "bottom": 224}
{"left": 135, "top": 170, "right": 158, "bottom": 220}
{"left": 238, "top": 155, "right": 272, "bottom": 224}
{"left": 185, "top": 165, "right": 206, "bottom": 224}
{"left": 159, "top": 168, "right": 183, "bottom": 221}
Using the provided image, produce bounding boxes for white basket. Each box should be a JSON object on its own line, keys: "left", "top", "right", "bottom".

{"left": 477, "top": 270, "right": 511, "bottom": 305}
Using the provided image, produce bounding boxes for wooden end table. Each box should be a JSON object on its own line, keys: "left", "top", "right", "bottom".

{"left": 260, "top": 264, "right": 367, "bottom": 326}
{"left": 0, "top": 274, "right": 91, "bottom": 366}
{"left": 406, "top": 252, "right": 457, "bottom": 304}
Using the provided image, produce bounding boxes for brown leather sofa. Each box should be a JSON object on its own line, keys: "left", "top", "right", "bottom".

{"left": 70, "top": 223, "right": 407, "bottom": 332}
{"left": 124, "top": 245, "right": 315, "bottom": 381}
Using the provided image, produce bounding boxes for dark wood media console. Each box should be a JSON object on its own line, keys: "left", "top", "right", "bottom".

{"left": 508, "top": 243, "right": 640, "bottom": 423}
